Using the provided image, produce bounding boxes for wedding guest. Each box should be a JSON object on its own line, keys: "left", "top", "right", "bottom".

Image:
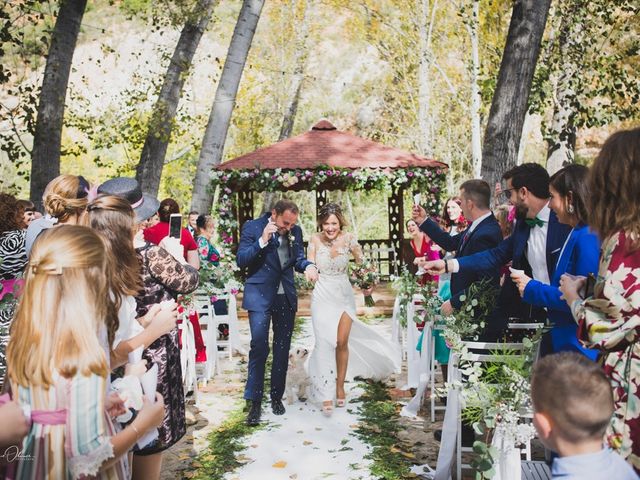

{"left": 407, "top": 219, "right": 439, "bottom": 286}
{"left": 5, "top": 225, "right": 165, "bottom": 479}
{"left": 560, "top": 127, "right": 640, "bottom": 474}
{"left": 511, "top": 165, "right": 599, "bottom": 359}
{"left": 187, "top": 210, "right": 199, "bottom": 237}
{"left": 16, "top": 199, "right": 35, "bottom": 229}
{"left": 144, "top": 198, "right": 200, "bottom": 269}
{"left": 98, "top": 178, "right": 199, "bottom": 480}
{"left": 195, "top": 214, "right": 221, "bottom": 268}
{"left": 421, "top": 165, "right": 572, "bottom": 350}
{"left": 0, "top": 193, "right": 28, "bottom": 389}
{"left": 407, "top": 218, "right": 448, "bottom": 375}
{"left": 531, "top": 352, "right": 637, "bottom": 480}
{"left": 437, "top": 196, "right": 467, "bottom": 301}
{"left": 25, "top": 174, "right": 91, "bottom": 255}
{"left": 413, "top": 180, "right": 503, "bottom": 339}
{"left": 86, "top": 195, "right": 178, "bottom": 369}
{"left": 494, "top": 204, "right": 514, "bottom": 240}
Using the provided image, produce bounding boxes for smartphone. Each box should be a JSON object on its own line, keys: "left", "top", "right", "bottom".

{"left": 583, "top": 273, "right": 596, "bottom": 299}
{"left": 169, "top": 214, "right": 182, "bottom": 240}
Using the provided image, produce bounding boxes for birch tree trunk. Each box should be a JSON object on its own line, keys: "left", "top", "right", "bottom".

{"left": 417, "top": 0, "right": 438, "bottom": 156}
{"left": 191, "top": 0, "right": 265, "bottom": 214}
{"left": 261, "top": 0, "right": 311, "bottom": 213}
{"left": 29, "top": 0, "right": 87, "bottom": 207}
{"left": 480, "top": 0, "right": 551, "bottom": 188}
{"left": 468, "top": 0, "right": 482, "bottom": 177}
{"left": 544, "top": 2, "right": 583, "bottom": 175}
{"left": 277, "top": 0, "right": 311, "bottom": 142}
{"left": 135, "top": 0, "right": 217, "bottom": 197}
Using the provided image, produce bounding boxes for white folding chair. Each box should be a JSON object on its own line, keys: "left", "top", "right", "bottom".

{"left": 193, "top": 292, "right": 218, "bottom": 379}
{"left": 454, "top": 341, "right": 526, "bottom": 480}
{"left": 178, "top": 311, "right": 199, "bottom": 404}
{"left": 211, "top": 294, "right": 234, "bottom": 362}
{"left": 429, "top": 320, "right": 447, "bottom": 422}
{"left": 405, "top": 294, "right": 426, "bottom": 389}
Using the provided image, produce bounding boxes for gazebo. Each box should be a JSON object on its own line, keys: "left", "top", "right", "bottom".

{"left": 211, "top": 120, "right": 448, "bottom": 276}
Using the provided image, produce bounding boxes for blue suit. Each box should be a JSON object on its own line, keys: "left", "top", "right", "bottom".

{"left": 522, "top": 223, "right": 599, "bottom": 359}
{"left": 237, "top": 213, "right": 312, "bottom": 401}
{"left": 420, "top": 214, "right": 503, "bottom": 339}
{"left": 457, "top": 210, "right": 572, "bottom": 340}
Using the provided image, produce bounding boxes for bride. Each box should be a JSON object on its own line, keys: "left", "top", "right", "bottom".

{"left": 307, "top": 203, "right": 401, "bottom": 416}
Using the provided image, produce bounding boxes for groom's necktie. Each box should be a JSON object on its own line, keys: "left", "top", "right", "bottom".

{"left": 276, "top": 234, "right": 289, "bottom": 294}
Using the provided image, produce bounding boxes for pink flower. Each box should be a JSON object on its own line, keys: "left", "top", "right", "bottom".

{"left": 210, "top": 296, "right": 218, "bottom": 303}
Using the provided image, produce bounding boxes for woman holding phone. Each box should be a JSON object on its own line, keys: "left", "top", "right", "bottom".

{"left": 510, "top": 164, "right": 599, "bottom": 359}
{"left": 143, "top": 198, "right": 199, "bottom": 269}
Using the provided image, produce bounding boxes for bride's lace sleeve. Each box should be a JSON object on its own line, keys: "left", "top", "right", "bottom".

{"left": 307, "top": 235, "right": 317, "bottom": 263}
{"left": 349, "top": 234, "right": 365, "bottom": 264}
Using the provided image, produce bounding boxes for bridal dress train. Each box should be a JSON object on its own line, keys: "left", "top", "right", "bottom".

{"left": 308, "top": 233, "right": 401, "bottom": 402}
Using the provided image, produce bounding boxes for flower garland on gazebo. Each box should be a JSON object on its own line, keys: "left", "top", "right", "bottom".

{"left": 210, "top": 165, "right": 447, "bottom": 242}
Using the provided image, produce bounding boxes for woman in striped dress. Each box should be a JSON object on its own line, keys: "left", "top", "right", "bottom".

{"left": 4, "top": 226, "right": 164, "bottom": 479}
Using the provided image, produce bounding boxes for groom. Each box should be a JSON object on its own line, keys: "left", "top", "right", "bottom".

{"left": 237, "top": 199, "right": 318, "bottom": 425}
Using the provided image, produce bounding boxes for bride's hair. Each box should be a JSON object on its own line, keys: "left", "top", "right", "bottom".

{"left": 317, "top": 202, "right": 347, "bottom": 230}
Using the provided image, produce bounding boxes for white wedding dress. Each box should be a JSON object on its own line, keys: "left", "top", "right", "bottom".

{"left": 308, "top": 233, "right": 401, "bottom": 402}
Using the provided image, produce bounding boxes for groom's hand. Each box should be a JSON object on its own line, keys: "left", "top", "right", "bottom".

{"left": 424, "top": 259, "right": 446, "bottom": 275}
{"left": 261, "top": 220, "right": 278, "bottom": 244}
{"left": 304, "top": 264, "right": 319, "bottom": 282}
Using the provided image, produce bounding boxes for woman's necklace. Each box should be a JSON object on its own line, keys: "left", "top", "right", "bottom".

{"left": 323, "top": 232, "right": 338, "bottom": 247}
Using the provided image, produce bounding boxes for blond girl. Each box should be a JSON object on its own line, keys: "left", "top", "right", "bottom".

{"left": 5, "top": 226, "right": 164, "bottom": 479}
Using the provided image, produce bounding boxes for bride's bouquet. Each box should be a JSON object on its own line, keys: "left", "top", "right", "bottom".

{"left": 349, "top": 260, "right": 380, "bottom": 307}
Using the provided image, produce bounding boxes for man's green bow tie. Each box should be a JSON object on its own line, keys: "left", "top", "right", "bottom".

{"left": 525, "top": 217, "right": 545, "bottom": 228}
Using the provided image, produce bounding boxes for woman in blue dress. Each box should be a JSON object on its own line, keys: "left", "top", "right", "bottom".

{"left": 511, "top": 164, "right": 599, "bottom": 359}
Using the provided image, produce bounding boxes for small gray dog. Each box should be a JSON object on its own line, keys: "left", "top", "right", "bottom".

{"left": 285, "top": 347, "right": 311, "bottom": 404}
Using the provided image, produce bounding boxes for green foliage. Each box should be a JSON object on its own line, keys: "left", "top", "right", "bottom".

{"left": 352, "top": 380, "right": 414, "bottom": 479}
{"left": 191, "top": 407, "right": 265, "bottom": 480}
{"left": 443, "top": 278, "right": 499, "bottom": 341}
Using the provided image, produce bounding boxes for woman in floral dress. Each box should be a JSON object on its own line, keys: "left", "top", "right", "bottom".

{"left": 560, "top": 127, "right": 640, "bottom": 474}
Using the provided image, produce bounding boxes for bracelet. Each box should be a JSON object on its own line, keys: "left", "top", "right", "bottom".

{"left": 131, "top": 424, "right": 140, "bottom": 439}
{"left": 444, "top": 260, "right": 449, "bottom": 273}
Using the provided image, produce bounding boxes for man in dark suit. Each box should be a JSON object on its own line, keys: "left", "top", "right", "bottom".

{"left": 413, "top": 179, "right": 504, "bottom": 339}
{"left": 422, "top": 164, "right": 572, "bottom": 344}
{"left": 237, "top": 199, "right": 318, "bottom": 425}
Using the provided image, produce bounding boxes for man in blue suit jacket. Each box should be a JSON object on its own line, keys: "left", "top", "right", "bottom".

{"left": 414, "top": 179, "right": 504, "bottom": 339}
{"left": 423, "top": 164, "right": 572, "bottom": 348}
{"left": 237, "top": 199, "right": 318, "bottom": 425}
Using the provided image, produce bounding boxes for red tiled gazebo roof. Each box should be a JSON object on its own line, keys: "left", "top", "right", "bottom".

{"left": 218, "top": 120, "right": 448, "bottom": 170}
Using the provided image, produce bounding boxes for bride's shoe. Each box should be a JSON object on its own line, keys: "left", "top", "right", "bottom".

{"left": 321, "top": 401, "right": 334, "bottom": 417}
{"left": 336, "top": 397, "right": 347, "bottom": 408}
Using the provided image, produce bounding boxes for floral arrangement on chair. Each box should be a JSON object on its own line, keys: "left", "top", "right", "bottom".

{"left": 390, "top": 267, "right": 421, "bottom": 327}
{"left": 349, "top": 260, "right": 380, "bottom": 307}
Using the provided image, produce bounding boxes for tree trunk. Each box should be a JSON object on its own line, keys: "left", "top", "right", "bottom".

{"left": 191, "top": 0, "right": 265, "bottom": 214}
{"left": 417, "top": 0, "right": 438, "bottom": 157}
{"left": 135, "top": 0, "right": 217, "bottom": 197}
{"left": 545, "top": 71, "right": 577, "bottom": 174}
{"left": 468, "top": 0, "right": 482, "bottom": 177}
{"left": 277, "top": 0, "right": 311, "bottom": 142}
{"left": 480, "top": 0, "right": 551, "bottom": 188}
{"left": 29, "top": 0, "right": 87, "bottom": 207}
{"left": 544, "top": 1, "right": 583, "bottom": 175}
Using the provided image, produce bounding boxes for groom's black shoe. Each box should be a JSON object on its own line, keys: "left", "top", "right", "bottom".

{"left": 246, "top": 400, "right": 262, "bottom": 426}
{"left": 271, "top": 399, "right": 286, "bottom": 415}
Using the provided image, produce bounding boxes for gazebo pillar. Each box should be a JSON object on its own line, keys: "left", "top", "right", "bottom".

{"left": 315, "top": 189, "right": 328, "bottom": 230}
{"left": 388, "top": 187, "right": 404, "bottom": 275}
{"left": 238, "top": 189, "right": 254, "bottom": 229}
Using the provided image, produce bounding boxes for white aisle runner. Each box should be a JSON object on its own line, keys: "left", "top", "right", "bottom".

{"left": 224, "top": 318, "right": 396, "bottom": 480}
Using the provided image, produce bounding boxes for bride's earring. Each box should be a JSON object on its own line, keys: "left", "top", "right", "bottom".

{"left": 567, "top": 204, "right": 574, "bottom": 214}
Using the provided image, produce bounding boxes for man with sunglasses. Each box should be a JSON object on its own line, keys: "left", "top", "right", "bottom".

{"left": 422, "top": 163, "right": 571, "bottom": 345}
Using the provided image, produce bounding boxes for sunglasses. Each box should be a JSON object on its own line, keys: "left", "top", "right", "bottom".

{"left": 501, "top": 188, "right": 516, "bottom": 200}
